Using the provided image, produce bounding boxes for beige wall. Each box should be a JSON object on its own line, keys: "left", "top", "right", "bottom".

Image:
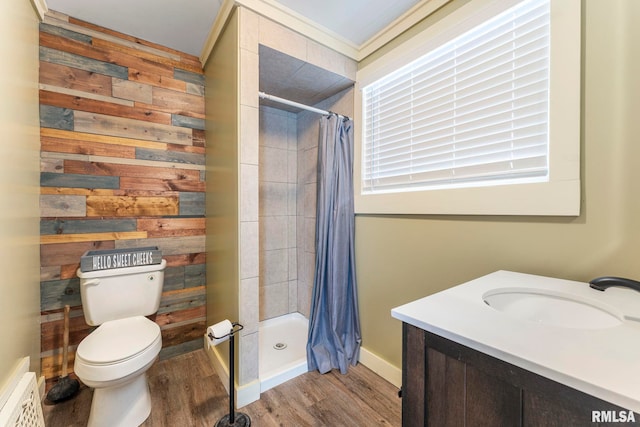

{"left": 204, "top": 9, "right": 240, "bottom": 372}
{"left": 357, "top": 0, "right": 640, "bottom": 369}
{"left": 0, "top": 0, "right": 42, "bottom": 388}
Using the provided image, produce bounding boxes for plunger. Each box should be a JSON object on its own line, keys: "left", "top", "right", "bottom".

{"left": 209, "top": 322, "right": 251, "bottom": 427}
{"left": 46, "top": 305, "right": 80, "bottom": 403}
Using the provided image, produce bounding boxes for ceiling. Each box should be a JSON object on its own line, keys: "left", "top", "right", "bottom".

{"left": 45, "top": 0, "right": 421, "bottom": 57}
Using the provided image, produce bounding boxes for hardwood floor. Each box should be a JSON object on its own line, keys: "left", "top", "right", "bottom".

{"left": 42, "top": 349, "right": 401, "bottom": 426}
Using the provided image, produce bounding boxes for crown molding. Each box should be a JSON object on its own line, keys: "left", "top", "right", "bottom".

{"left": 199, "top": 0, "right": 236, "bottom": 66}
{"left": 357, "top": 0, "right": 451, "bottom": 61}
{"left": 30, "top": 0, "right": 48, "bottom": 21}
{"left": 199, "top": 0, "right": 452, "bottom": 67}
{"left": 237, "top": 0, "right": 359, "bottom": 57}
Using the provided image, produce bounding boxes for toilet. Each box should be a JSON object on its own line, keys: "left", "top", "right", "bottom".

{"left": 74, "top": 259, "right": 167, "bottom": 427}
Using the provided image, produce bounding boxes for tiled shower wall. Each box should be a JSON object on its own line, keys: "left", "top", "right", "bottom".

{"left": 258, "top": 88, "right": 353, "bottom": 321}
{"left": 296, "top": 109, "right": 317, "bottom": 319}
{"left": 258, "top": 106, "right": 298, "bottom": 320}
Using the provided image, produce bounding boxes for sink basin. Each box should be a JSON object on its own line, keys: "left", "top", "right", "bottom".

{"left": 483, "top": 288, "right": 623, "bottom": 329}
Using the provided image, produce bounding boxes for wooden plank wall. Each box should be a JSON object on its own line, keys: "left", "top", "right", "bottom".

{"left": 39, "top": 11, "right": 207, "bottom": 386}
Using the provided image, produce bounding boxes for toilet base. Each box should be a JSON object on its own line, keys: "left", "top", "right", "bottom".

{"left": 87, "top": 372, "right": 151, "bottom": 427}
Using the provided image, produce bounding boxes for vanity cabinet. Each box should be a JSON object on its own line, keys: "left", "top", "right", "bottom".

{"left": 402, "top": 323, "right": 640, "bottom": 427}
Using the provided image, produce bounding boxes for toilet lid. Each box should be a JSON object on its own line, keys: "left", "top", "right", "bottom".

{"left": 77, "top": 316, "right": 161, "bottom": 365}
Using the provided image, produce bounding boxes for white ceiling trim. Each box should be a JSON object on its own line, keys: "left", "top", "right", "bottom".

{"left": 358, "top": 0, "right": 451, "bottom": 60}
{"left": 199, "top": 0, "right": 452, "bottom": 66}
{"left": 199, "top": 0, "right": 237, "bottom": 66}
{"left": 30, "top": 0, "right": 48, "bottom": 21}
{"left": 199, "top": 0, "right": 359, "bottom": 65}
{"left": 240, "top": 0, "right": 360, "bottom": 54}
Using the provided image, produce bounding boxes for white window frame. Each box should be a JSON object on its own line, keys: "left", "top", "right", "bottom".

{"left": 354, "top": 0, "right": 581, "bottom": 216}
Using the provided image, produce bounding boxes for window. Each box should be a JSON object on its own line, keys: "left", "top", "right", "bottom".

{"left": 355, "top": 0, "right": 580, "bottom": 215}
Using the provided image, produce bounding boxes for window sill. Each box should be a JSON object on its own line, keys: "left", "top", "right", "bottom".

{"left": 355, "top": 179, "right": 581, "bottom": 216}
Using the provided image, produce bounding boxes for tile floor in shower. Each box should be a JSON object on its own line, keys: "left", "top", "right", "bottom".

{"left": 259, "top": 312, "right": 309, "bottom": 392}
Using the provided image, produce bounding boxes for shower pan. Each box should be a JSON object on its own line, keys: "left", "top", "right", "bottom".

{"left": 259, "top": 313, "right": 308, "bottom": 392}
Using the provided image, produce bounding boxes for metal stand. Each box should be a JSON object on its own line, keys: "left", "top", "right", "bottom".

{"left": 209, "top": 323, "right": 251, "bottom": 427}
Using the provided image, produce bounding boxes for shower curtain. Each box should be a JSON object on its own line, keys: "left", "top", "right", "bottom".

{"left": 307, "top": 114, "right": 361, "bottom": 375}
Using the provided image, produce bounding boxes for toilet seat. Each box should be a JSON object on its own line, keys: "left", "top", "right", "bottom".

{"left": 75, "top": 316, "right": 162, "bottom": 384}
{"left": 77, "top": 316, "right": 160, "bottom": 364}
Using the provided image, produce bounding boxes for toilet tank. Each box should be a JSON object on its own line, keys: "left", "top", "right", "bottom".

{"left": 77, "top": 259, "right": 166, "bottom": 326}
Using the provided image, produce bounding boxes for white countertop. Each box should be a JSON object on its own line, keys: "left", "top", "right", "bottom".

{"left": 391, "top": 270, "right": 640, "bottom": 413}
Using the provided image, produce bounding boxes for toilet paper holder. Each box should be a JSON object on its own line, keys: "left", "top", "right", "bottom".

{"left": 207, "top": 320, "right": 251, "bottom": 427}
{"left": 207, "top": 322, "right": 243, "bottom": 342}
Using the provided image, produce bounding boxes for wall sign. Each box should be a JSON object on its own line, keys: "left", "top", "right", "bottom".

{"left": 80, "top": 246, "right": 162, "bottom": 272}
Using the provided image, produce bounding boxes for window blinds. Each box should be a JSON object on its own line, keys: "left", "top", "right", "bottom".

{"left": 362, "top": 0, "right": 550, "bottom": 193}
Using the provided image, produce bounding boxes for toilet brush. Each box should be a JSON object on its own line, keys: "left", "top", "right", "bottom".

{"left": 46, "top": 305, "right": 80, "bottom": 403}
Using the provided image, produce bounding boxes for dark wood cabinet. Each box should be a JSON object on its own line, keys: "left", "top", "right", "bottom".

{"left": 402, "top": 323, "right": 640, "bottom": 427}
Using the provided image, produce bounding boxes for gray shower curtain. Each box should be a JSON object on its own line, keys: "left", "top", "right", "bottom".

{"left": 307, "top": 114, "right": 361, "bottom": 375}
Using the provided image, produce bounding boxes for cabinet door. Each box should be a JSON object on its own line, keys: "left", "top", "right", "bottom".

{"left": 464, "top": 363, "right": 521, "bottom": 427}
{"left": 426, "top": 347, "right": 465, "bottom": 426}
{"left": 524, "top": 390, "right": 589, "bottom": 427}
{"left": 402, "top": 322, "right": 426, "bottom": 426}
{"left": 403, "top": 323, "right": 640, "bottom": 427}
{"left": 426, "top": 347, "right": 521, "bottom": 426}
{"left": 403, "top": 324, "right": 521, "bottom": 426}
{"left": 524, "top": 389, "right": 640, "bottom": 427}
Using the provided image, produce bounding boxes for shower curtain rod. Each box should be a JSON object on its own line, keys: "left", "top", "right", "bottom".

{"left": 258, "top": 91, "right": 349, "bottom": 119}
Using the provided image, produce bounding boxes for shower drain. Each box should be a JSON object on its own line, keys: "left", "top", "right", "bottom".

{"left": 273, "top": 342, "right": 287, "bottom": 350}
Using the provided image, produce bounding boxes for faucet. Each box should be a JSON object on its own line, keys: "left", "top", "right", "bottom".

{"left": 589, "top": 276, "right": 640, "bottom": 293}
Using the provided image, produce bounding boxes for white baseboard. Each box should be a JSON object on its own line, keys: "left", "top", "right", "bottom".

{"left": 236, "top": 380, "right": 260, "bottom": 408}
{"left": 359, "top": 346, "right": 402, "bottom": 389}
{"left": 202, "top": 336, "right": 260, "bottom": 409}
{"left": 203, "top": 336, "right": 402, "bottom": 406}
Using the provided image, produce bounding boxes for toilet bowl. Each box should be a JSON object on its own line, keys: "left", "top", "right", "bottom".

{"left": 74, "top": 259, "right": 166, "bottom": 427}
{"left": 75, "top": 317, "right": 162, "bottom": 427}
